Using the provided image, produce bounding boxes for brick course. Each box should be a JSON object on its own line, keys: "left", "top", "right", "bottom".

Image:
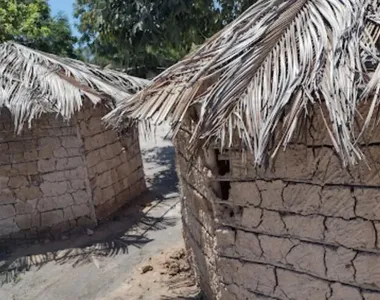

{"left": 176, "top": 114, "right": 380, "bottom": 300}
{"left": 0, "top": 104, "right": 146, "bottom": 239}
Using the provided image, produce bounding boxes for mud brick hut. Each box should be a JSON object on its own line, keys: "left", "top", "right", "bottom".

{"left": 0, "top": 42, "right": 147, "bottom": 239}
{"left": 106, "top": 1, "right": 380, "bottom": 299}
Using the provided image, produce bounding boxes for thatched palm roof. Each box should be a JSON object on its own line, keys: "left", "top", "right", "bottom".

{"left": 106, "top": 0, "right": 380, "bottom": 166}
{"left": 0, "top": 42, "right": 149, "bottom": 133}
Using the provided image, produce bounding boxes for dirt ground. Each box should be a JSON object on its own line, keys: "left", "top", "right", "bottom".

{"left": 102, "top": 246, "right": 202, "bottom": 300}
{"left": 0, "top": 124, "right": 202, "bottom": 300}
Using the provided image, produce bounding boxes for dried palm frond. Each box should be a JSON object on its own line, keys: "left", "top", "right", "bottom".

{"left": 0, "top": 42, "right": 149, "bottom": 133}
{"left": 105, "top": 0, "right": 380, "bottom": 166}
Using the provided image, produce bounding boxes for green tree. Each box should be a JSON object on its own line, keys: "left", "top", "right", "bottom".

{"left": 74, "top": 0, "right": 257, "bottom": 77}
{"left": 0, "top": 0, "right": 77, "bottom": 57}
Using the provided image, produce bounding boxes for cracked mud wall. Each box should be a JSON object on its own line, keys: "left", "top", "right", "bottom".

{"left": 176, "top": 108, "right": 380, "bottom": 300}
{"left": 0, "top": 103, "right": 145, "bottom": 240}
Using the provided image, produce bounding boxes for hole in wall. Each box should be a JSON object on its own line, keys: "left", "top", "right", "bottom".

{"left": 215, "top": 149, "right": 231, "bottom": 200}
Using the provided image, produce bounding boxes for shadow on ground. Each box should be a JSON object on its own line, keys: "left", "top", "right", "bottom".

{"left": 0, "top": 192, "right": 179, "bottom": 285}
{"left": 142, "top": 145, "right": 179, "bottom": 196}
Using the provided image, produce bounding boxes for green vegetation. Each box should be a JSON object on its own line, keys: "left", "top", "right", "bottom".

{"left": 0, "top": 0, "right": 77, "bottom": 58}
{"left": 74, "top": 0, "right": 257, "bottom": 77}
{"left": 0, "top": 0, "right": 257, "bottom": 74}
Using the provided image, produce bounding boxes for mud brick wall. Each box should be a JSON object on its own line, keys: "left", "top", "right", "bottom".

{"left": 176, "top": 109, "right": 380, "bottom": 300}
{"left": 77, "top": 102, "right": 146, "bottom": 220}
{"left": 0, "top": 104, "right": 146, "bottom": 240}
{"left": 0, "top": 110, "right": 94, "bottom": 239}
{"left": 174, "top": 122, "right": 222, "bottom": 299}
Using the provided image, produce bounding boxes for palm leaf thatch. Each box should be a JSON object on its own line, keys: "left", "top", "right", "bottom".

{"left": 106, "top": 0, "right": 380, "bottom": 166}
{"left": 0, "top": 42, "right": 149, "bottom": 133}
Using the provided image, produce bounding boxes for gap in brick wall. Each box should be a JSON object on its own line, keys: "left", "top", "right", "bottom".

{"left": 214, "top": 149, "right": 231, "bottom": 200}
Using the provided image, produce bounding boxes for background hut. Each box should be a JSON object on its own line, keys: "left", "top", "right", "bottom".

{"left": 107, "top": 1, "right": 380, "bottom": 300}
{"left": 0, "top": 42, "right": 147, "bottom": 239}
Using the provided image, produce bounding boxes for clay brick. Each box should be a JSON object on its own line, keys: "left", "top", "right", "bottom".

{"left": 72, "top": 190, "right": 90, "bottom": 204}
{"left": 256, "top": 210, "right": 287, "bottom": 235}
{"left": 37, "top": 198, "right": 57, "bottom": 212}
{"left": 39, "top": 137, "right": 61, "bottom": 149}
{"left": 60, "top": 127, "right": 76, "bottom": 136}
{"left": 39, "top": 148, "right": 53, "bottom": 159}
{"left": 241, "top": 207, "right": 262, "bottom": 228}
{"left": 15, "top": 199, "right": 37, "bottom": 214}
{"left": 282, "top": 184, "right": 321, "bottom": 215}
{"left": 96, "top": 170, "right": 113, "bottom": 188}
{"left": 0, "top": 153, "right": 10, "bottom": 165}
{"left": 285, "top": 242, "right": 326, "bottom": 277}
{"left": 70, "top": 179, "right": 86, "bottom": 191}
{"left": 257, "top": 180, "right": 286, "bottom": 211}
{"left": 24, "top": 150, "right": 38, "bottom": 161}
{"left": 86, "top": 150, "right": 100, "bottom": 168}
{"left": 65, "top": 166, "right": 87, "bottom": 180}
{"left": 93, "top": 187, "right": 104, "bottom": 206}
{"left": 10, "top": 153, "right": 25, "bottom": 163}
{"left": 72, "top": 204, "right": 91, "bottom": 218}
{"left": 0, "top": 188, "right": 16, "bottom": 205}
{"left": 15, "top": 214, "right": 32, "bottom": 230}
{"left": 15, "top": 186, "right": 42, "bottom": 201}
{"left": 38, "top": 158, "right": 56, "bottom": 173}
{"left": 275, "top": 269, "right": 330, "bottom": 300}
{"left": 236, "top": 230, "right": 262, "bottom": 259}
{"left": 325, "top": 247, "right": 356, "bottom": 282}
{"left": 8, "top": 176, "right": 28, "bottom": 190}
{"left": 230, "top": 182, "right": 261, "bottom": 207}
{"left": 56, "top": 157, "right": 83, "bottom": 171}
{"left": 0, "top": 205, "right": 16, "bottom": 220}
{"left": 42, "top": 171, "right": 66, "bottom": 182}
{"left": 283, "top": 214, "right": 325, "bottom": 241}
{"left": 63, "top": 207, "right": 75, "bottom": 221}
{"left": 0, "top": 176, "right": 9, "bottom": 189}
{"left": 41, "top": 210, "right": 64, "bottom": 227}
{"left": 270, "top": 146, "right": 318, "bottom": 180}
{"left": 8, "top": 141, "right": 26, "bottom": 152}
{"left": 325, "top": 218, "right": 376, "bottom": 249}
{"left": 355, "top": 189, "right": 380, "bottom": 220}
{"left": 53, "top": 147, "right": 69, "bottom": 158}
{"left": 259, "top": 235, "right": 297, "bottom": 263}
{"left": 364, "top": 292, "right": 380, "bottom": 300}
{"left": 53, "top": 194, "right": 75, "bottom": 208}
{"left": 219, "top": 258, "right": 276, "bottom": 295}
{"left": 13, "top": 162, "right": 38, "bottom": 174}
{"left": 40, "top": 182, "right": 69, "bottom": 197}
{"left": 320, "top": 187, "right": 355, "bottom": 219}
{"left": 329, "top": 283, "right": 362, "bottom": 300}
{"left": 354, "top": 253, "right": 380, "bottom": 288}
{"left": 61, "top": 136, "right": 81, "bottom": 148}
{"left": 103, "top": 185, "right": 116, "bottom": 201}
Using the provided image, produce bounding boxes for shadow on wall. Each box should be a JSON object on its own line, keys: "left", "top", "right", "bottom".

{"left": 142, "top": 145, "right": 179, "bottom": 197}
{"left": 0, "top": 193, "right": 178, "bottom": 285}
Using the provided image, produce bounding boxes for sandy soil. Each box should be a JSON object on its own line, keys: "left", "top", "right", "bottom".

{"left": 102, "top": 245, "right": 202, "bottom": 300}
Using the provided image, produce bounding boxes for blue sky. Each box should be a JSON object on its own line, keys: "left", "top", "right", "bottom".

{"left": 48, "top": 0, "right": 79, "bottom": 36}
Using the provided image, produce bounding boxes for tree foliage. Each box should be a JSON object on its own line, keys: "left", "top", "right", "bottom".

{"left": 75, "top": 0, "right": 257, "bottom": 77}
{"left": 0, "top": 0, "right": 77, "bottom": 57}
